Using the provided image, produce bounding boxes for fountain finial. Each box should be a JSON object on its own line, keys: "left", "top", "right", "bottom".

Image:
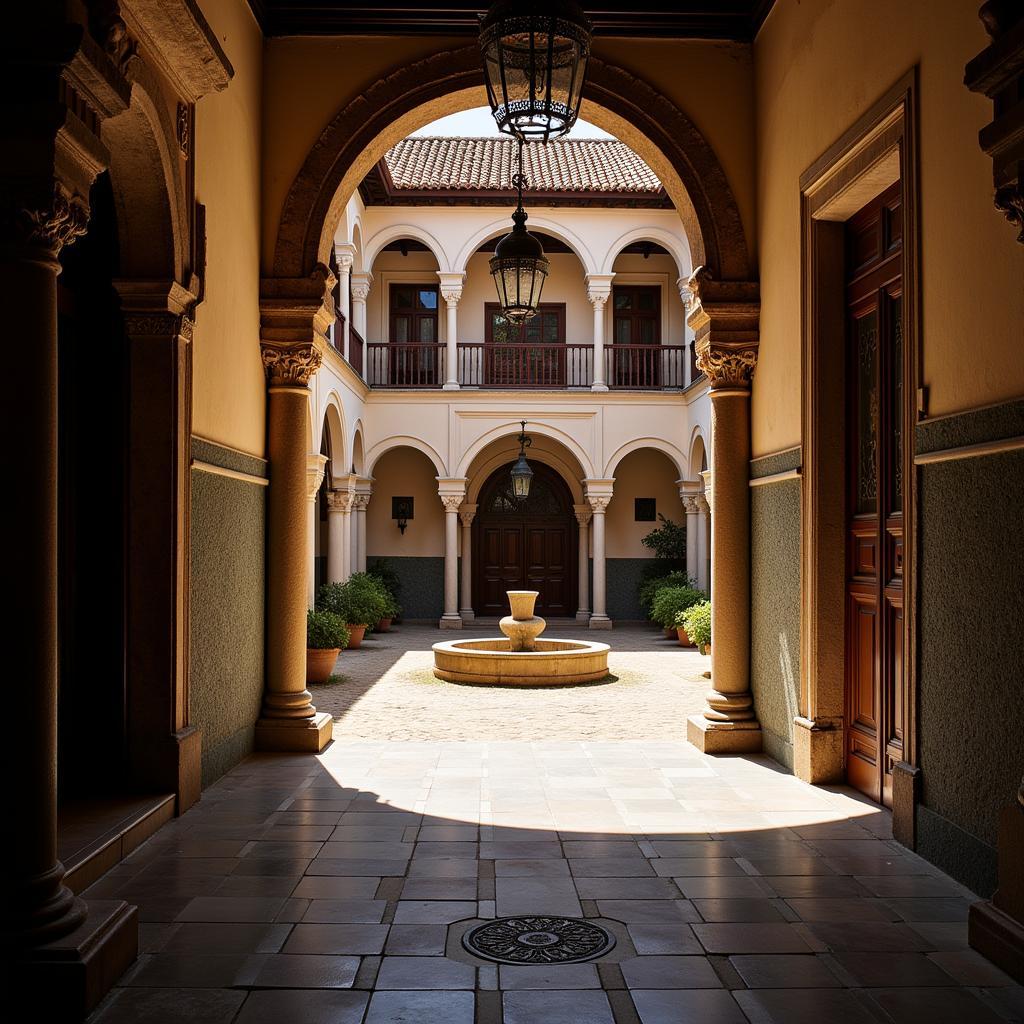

{"left": 500, "top": 590, "right": 546, "bottom": 651}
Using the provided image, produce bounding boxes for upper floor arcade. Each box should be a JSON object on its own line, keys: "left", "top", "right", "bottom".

{"left": 326, "top": 132, "right": 703, "bottom": 392}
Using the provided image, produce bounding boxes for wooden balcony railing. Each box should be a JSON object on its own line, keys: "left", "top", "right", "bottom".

{"left": 362, "top": 342, "right": 688, "bottom": 390}
{"left": 348, "top": 324, "right": 364, "bottom": 377}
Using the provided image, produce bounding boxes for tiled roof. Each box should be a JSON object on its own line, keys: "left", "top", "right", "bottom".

{"left": 383, "top": 137, "right": 663, "bottom": 194}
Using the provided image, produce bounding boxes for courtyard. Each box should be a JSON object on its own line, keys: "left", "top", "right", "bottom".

{"left": 82, "top": 625, "right": 1023, "bottom": 1024}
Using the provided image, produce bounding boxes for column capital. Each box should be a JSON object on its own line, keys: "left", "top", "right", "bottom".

{"left": 573, "top": 503, "right": 593, "bottom": 527}
{"left": 261, "top": 341, "right": 322, "bottom": 387}
{"left": 440, "top": 494, "right": 464, "bottom": 513}
{"left": 352, "top": 478, "right": 373, "bottom": 511}
{"left": 13, "top": 182, "right": 91, "bottom": 261}
{"left": 350, "top": 271, "right": 373, "bottom": 301}
{"left": 437, "top": 271, "right": 466, "bottom": 306}
{"left": 306, "top": 454, "right": 328, "bottom": 499}
{"left": 686, "top": 266, "right": 760, "bottom": 391}
{"left": 326, "top": 489, "right": 354, "bottom": 513}
{"left": 459, "top": 503, "right": 478, "bottom": 527}
{"left": 333, "top": 240, "right": 356, "bottom": 270}
{"left": 585, "top": 273, "right": 615, "bottom": 306}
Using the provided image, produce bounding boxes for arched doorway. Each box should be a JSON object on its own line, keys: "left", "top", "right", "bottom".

{"left": 475, "top": 463, "right": 576, "bottom": 618}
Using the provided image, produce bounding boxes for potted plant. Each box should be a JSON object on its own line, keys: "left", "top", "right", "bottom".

{"left": 651, "top": 585, "right": 706, "bottom": 641}
{"left": 306, "top": 608, "right": 349, "bottom": 684}
{"left": 368, "top": 558, "right": 403, "bottom": 622}
{"left": 681, "top": 599, "right": 711, "bottom": 655}
{"left": 318, "top": 574, "right": 386, "bottom": 649}
{"left": 376, "top": 590, "right": 401, "bottom": 632}
{"left": 638, "top": 569, "right": 693, "bottom": 628}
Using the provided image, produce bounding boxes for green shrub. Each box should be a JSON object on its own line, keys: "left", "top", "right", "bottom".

{"left": 638, "top": 570, "right": 694, "bottom": 618}
{"left": 367, "top": 558, "right": 402, "bottom": 605}
{"left": 307, "top": 608, "right": 350, "bottom": 650}
{"left": 317, "top": 572, "right": 388, "bottom": 627}
{"left": 650, "top": 585, "right": 706, "bottom": 629}
{"left": 681, "top": 599, "right": 711, "bottom": 648}
{"left": 640, "top": 514, "right": 686, "bottom": 563}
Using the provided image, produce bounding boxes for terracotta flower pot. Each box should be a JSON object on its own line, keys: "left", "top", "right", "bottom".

{"left": 306, "top": 647, "right": 340, "bottom": 684}
{"left": 664, "top": 626, "right": 676, "bottom": 639}
{"left": 701, "top": 642, "right": 712, "bottom": 656}
{"left": 676, "top": 626, "right": 693, "bottom": 647}
{"left": 346, "top": 624, "right": 367, "bottom": 649}
{"left": 376, "top": 617, "right": 393, "bottom": 633}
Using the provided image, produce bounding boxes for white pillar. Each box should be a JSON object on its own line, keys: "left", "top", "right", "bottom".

{"left": 306, "top": 454, "right": 328, "bottom": 608}
{"left": 585, "top": 481, "right": 614, "bottom": 629}
{"left": 677, "top": 277, "right": 694, "bottom": 387}
{"left": 679, "top": 480, "right": 701, "bottom": 586}
{"left": 438, "top": 272, "right": 465, "bottom": 390}
{"left": 459, "top": 503, "right": 477, "bottom": 621}
{"left": 698, "top": 468, "right": 712, "bottom": 593}
{"left": 586, "top": 275, "right": 613, "bottom": 392}
{"left": 437, "top": 479, "right": 467, "bottom": 628}
{"left": 351, "top": 271, "right": 372, "bottom": 377}
{"left": 574, "top": 504, "right": 592, "bottom": 623}
{"left": 353, "top": 479, "right": 371, "bottom": 574}
{"left": 334, "top": 242, "right": 355, "bottom": 361}
{"left": 327, "top": 488, "right": 353, "bottom": 583}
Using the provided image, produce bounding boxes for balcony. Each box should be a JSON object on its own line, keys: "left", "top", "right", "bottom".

{"left": 363, "top": 342, "right": 691, "bottom": 390}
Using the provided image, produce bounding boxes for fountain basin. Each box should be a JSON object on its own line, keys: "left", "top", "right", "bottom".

{"left": 432, "top": 637, "right": 610, "bottom": 686}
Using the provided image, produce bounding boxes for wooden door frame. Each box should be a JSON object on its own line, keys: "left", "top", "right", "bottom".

{"left": 611, "top": 284, "right": 663, "bottom": 344}
{"left": 797, "top": 69, "right": 921, "bottom": 847}
{"left": 473, "top": 461, "right": 578, "bottom": 617}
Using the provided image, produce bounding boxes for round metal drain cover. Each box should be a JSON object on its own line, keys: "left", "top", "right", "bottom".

{"left": 462, "top": 916, "right": 615, "bottom": 965}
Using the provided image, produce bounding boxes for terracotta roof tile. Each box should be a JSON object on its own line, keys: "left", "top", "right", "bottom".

{"left": 384, "top": 137, "right": 662, "bottom": 194}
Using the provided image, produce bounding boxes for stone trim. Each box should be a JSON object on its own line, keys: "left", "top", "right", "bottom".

{"left": 750, "top": 445, "right": 802, "bottom": 478}
{"left": 191, "top": 437, "right": 267, "bottom": 480}
{"left": 915, "top": 397, "right": 1024, "bottom": 456}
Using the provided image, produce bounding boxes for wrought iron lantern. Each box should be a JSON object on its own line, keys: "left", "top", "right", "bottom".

{"left": 479, "top": 0, "right": 592, "bottom": 143}
{"left": 510, "top": 421, "right": 534, "bottom": 501}
{"left": 490, "top": 139, "right": 549, "bottom": 324}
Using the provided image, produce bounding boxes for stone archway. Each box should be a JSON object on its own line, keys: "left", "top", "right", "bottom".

{"left": 474, "top": 462, "right": 577, "bottom": 619}
{"left": 270, "top": 47, "right": 752, "bottom": 285}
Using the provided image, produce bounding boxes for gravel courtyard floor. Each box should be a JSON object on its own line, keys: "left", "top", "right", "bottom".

{"left": 311, "top": 622, "right": 712, "bottom": 742}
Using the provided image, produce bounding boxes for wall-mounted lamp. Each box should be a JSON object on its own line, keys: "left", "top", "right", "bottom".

{"left": 392, "top": 496, "right": 414, "bottom": 535}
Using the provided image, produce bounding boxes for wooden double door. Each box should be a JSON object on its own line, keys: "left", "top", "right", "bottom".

{"left": 844, "top": 182, "right": 905, "bottom": 807}
{"left": 475, "top": 463, "right": 576, "bottom": 618}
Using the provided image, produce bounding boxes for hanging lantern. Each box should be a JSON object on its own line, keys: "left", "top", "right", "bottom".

{"left": 479, "top": 0, "right": 592, "bottom": 143}
{"left": 490, "top": 139, "right": 549, "bottom": 324}
{"left": 510, "top": 421, "right": 534, "bottom": 501}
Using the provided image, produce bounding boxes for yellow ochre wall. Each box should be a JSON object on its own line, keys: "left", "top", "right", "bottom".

{"left": 605, "top": 449, "right": 685, "bottom": 559}
{"left": 367, "top": 447, "right": 445, "bottom": 558}
{"left": 260, "top": 38, "right": 757, "bottom": 281}
{"left": 753, "top": 0, "right": 1024, "bottom": 456}
{"left": 192, "top": 0, "right": 266, "bottom": 456}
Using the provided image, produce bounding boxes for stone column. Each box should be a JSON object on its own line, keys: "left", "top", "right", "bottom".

{"left": 353, "top": 478, "right": 372, "bottom": 573}
{"left": 6, "top": 181, "right": 92, "bottom": 956}
{"left": 574, "top": 504, "right": 592, "bottom": 622}
{"left": 334, "top": 242, "right": 355, "bottom": 361}
{"left": 698, "top": 472, "right": 712, "bottom": 593}
{"left": 459, "top": 504, "right": 477, "bottom": 622}
{"left": 258, "top": 338, "right": 333, "bottom": 753}
{"left": 680, "top": 483, "right": 701, "bottom": 584}
{"left": 684, "top": 268, "right": 761, "bottom": 755}
{"left": 438, "top": 479, "right": 467, "bottom": 629}
{"left": 585, "top": 482, "right": 614, "bottom": 629}
{"left": 438, "top": 272, "right": 465, "bottom": 390}
{"left": 350, "top": 272, "right": 372, "bottom": 377}
{"left": 586, "top": 274, "right": 614, "bottom": 391}
{"left": 306, "top": 454, "right": 328, "bottom": 608}
{"left": 326, "top": 487, "right": 354, "bottom": 583}
{"left": 677, "top": 277, "right": 694, "bottom": 386}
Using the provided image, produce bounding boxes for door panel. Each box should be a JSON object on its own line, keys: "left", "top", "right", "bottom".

{"left": 844, "top": 181, "right": 904, "bottom": 808}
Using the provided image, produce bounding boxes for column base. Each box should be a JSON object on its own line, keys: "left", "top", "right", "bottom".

{"left": 591, "top": 382, "right": 609, "bottom": 392}
{"left": 459, "top": 609, "right": 475, "bottom": 623}
{"left": 255, "top": 712, "right": 333, "bottom": 753}
{"left": 576, "top": 610, "right": 591, "bottom": 624}
{"left": 588, "top": 614, "right": 612, "bottom": 630}
{"left": 438, "top": 614, "right": 463, "bottom": 630}
{"left": 442, "top": 381, "right": 460, "bottom": 391}
{"left": 16, "top": 899, "right": 138, "bottom": 1020}
{"left": 687, "top": 714, "right": 762, "bottom": 754}
{"left": 969, "top": 901, "right": 1024, "bottom": 984}
{"left": 792, "top": 716, "right": 844, "bottom": 785}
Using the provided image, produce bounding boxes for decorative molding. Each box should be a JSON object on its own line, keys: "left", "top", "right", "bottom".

{"left": 695, "top": 338, "right": 759, "bottom": 389}
{"left": 352, "top": 493, "right": 371, "bottom": 511}
{"left": 587, "top": 495, "right": 611, "bottom": 513}
{"left": 16, "top": 183, "right": 90, "bottom": 257}
{"left": 326, "top": 489, "right": 354, "bottom": 513}
{"left": 123, "top": 312, "right": 194, "bottom": 341}
{"left": 306, "top": 454, "right": 328, "bottom": 500}
{"left": 682, "top": 494, "right": 701, "bottom": 513}
{"left": 748, "top": 467, "right": 801, "bottom": 487}
{"left": 687, "top": 266, "right": 760, "bottom": 390}
{"left": 261, "top": 341, "right": 322, "bottom": 387}
{"left": 440, "top": 494, "right": 463, "bottom": 513}
{"left": 458, "top": 503, "right": 478, "bottom": 527}
{"left": 573, "top": 504, "right": 593, "bottom": 527}
{"left": 191, "top": 459, "right": 269, "bottom": 487}
{"left": 176, "top": 102, "right": 190, "bottom": 157}
{"left": 912, "top": 434, "right": 1024, "bottom": 466}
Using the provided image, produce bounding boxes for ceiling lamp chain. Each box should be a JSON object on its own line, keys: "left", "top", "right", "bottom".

{"left": 479, "top": 0, "right": 592, "bottom": 143}
{"left": 489, "top": 137, "right": 550, "bottom": 324}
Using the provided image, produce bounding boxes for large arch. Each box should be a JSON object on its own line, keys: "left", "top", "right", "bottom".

{"left": 601, "top": 226, "right": 692, "bottom": 278}
{"left": 362, "top": 222, "right": 452, "bottom": 274}
{"left": 456, "top": 421, "right": 595, "bottom": 480}
{"left": 453, "top": 216, "right": 597, "bottom": 277}
{"left": 465, "top": 438, "right": 587, "bottom": 506}
{"left": 604, "top": 437, "right": 687, "bottom": 480}
{"left": 270, "top": 48, "right": 751, "bottom": 285}
{"left": 320, "top": 394, "right": 347, "bottom": 485}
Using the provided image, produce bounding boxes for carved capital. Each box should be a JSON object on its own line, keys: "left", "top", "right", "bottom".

{"left": 573, "top": 504, "right": 593, "bottom": 527}
{"left": 441, "top": 288, "right": 463, "bottom": 307}
{"left": 261, "top": 341, "right": 322, "bottom": 387}
{"left": 15, "top": 183, "right": 90, "bottom": 259}
{"left": 685, "top": 265, "right": 760, "bottom": 390}
{"left": 682, "top": 494, "right": 700, "bottom": 514}
{"left": 352, "top": 493, "right": 371, "bottom": 512}
{"left": 440, "top": 494, "right": 463, "bottom": 513}
{"left": 587, "top": 495, "right": 611, "bottom": 513}
{"left": 695, "top": 337, "right": 759, "bottom": 390}
{"left": 697, "top": 494, "right": 711, "bottom": 515}
{"left": 459, "top": 503, "right": 478, "bottom": 528}
{"left": 306, "top": 455, "right": 328, "bottom": 499}
{"left": 327, "top": 489, "right": 354, "bottom": 513}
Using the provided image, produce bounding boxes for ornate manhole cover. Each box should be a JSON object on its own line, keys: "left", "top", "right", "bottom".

{"left": 462, "top": 916, "right": 615, "bottom": 965}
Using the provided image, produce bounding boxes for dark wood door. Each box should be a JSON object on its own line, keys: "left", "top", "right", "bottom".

{"left": 475, "top": 463, "right": 576, "bottom": 618}
{"left": 389, "top": 284, "right": 439, "bottom": 385}
{"left": 612, "top": 285, "right": 661, "bottom": 387}
{"left": 845, "top": 182, "right": 904, "bottom": 807}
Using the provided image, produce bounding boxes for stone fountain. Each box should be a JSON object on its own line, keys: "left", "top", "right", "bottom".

{"left": 432, "top": 591, "right": 610, "bottom": 686}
